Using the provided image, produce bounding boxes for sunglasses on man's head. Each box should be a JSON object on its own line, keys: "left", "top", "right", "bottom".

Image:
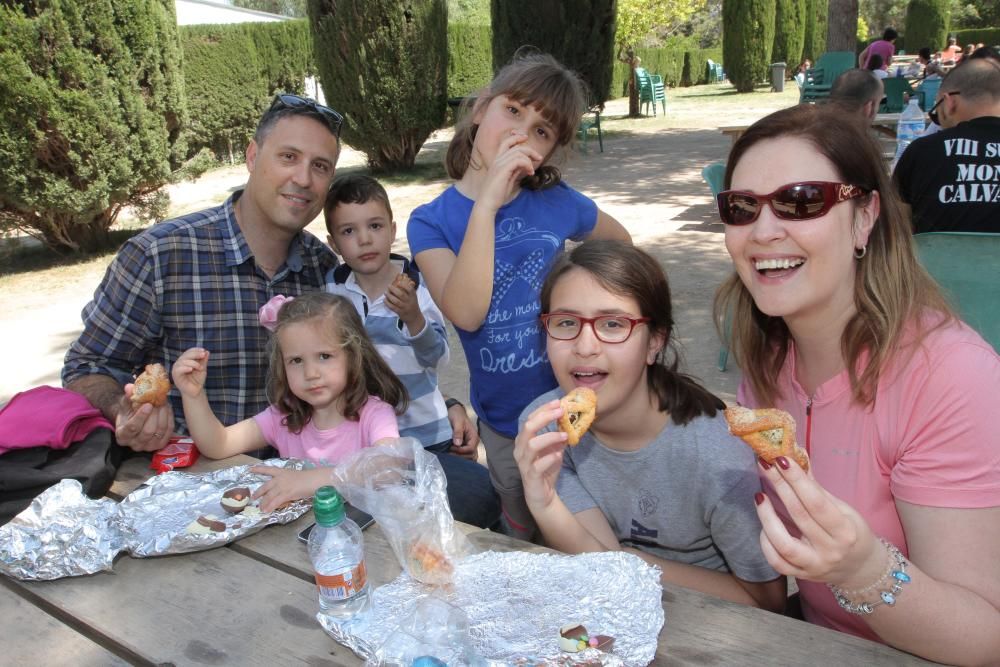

{"left": 928, "top": 91, "right": 960, "bottom": 126}
{"left": 269, "top": 94, "right": 344, "bottom": 137}
{"left": 716, "top": 181, "right": 868, "bottom": 226}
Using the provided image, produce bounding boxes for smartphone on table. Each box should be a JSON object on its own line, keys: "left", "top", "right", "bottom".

{"left": 297, "top": 503, "right": 375, "bottom": 543}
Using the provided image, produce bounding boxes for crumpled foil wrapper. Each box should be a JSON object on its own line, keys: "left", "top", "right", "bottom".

{"left": 0, "top": 459, "right": 310, "bottom": 580}
{"left": 0, "top": 481, "right": 123, "bottom": 580}
{"left": 117, "top": 458, "right": 310, "bottom": 557}
{"left": 320, "top": 550, "right": 664, "bottom": 667}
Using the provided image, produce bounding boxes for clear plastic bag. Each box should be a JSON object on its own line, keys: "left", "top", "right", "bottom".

{"left": 370, "top": 596, "right": 486, "bottom": 666}
{"left": 331, "top": 438, "right": 471, "bottom": 586}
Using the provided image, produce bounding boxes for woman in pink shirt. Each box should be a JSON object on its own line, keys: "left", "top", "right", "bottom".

{"left": 713, "top": 104, "right": 1000, "bottom": 664}
{"left": 172, "top": 293, "right": 406, "bottom": 511}
{"left": 859, "top": 27, "right": 897, "bottom": 70}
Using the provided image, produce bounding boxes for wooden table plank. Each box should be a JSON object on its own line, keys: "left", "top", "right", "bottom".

{"left": 6, "top": 547, "right": 361, "bottom": 666}
{"left": 0, "top": 583, "right": 131, "bottom": 666}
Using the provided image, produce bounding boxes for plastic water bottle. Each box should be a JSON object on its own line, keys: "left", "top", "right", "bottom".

{"left": 892, "top": 98, "right": 926, "bottom": 170}
{"left": 308, "top": 486, "right": 371, "bottom": 622}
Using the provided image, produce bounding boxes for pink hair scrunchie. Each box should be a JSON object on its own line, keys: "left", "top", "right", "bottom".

{"left": 259, "top": 294, "right": 294, "bottom": 332}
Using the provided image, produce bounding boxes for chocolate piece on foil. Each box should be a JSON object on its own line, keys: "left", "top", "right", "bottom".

{"left": 186, "top": 514, "right": 226, "bottom": 535}
{"left": 559, "top": 623, "right": 589, "bottom": 653}
{"left": 220, "top": 487, "right": 251, "bottom": 514}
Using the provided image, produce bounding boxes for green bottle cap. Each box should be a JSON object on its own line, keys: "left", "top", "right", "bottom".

{"left": 313, "top": 486, "right": 346, "bottom": 527}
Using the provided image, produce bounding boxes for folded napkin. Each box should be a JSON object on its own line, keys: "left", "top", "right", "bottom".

{"left": 0, "top": 386, "right": 113, "bottom": 455}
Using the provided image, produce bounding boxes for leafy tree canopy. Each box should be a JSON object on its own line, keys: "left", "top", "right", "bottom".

{"left": 231, "top": 0, "right": 306, "bottom": 17}
{"left": 616, "top": 0, "right": 707, "bottom": 49}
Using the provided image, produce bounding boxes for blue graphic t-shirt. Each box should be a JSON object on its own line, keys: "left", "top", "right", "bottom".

{"left": 407, "top": 183, "right": 598, "bottom": 436}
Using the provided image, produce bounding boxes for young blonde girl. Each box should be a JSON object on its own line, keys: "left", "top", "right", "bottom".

{"left": 515, "top": 240, "right": 785, "bottom": 610}
{"left": 172, "top": 292, "right": 407, "bottom": 511}
{"left": 408, "top": 53, "right": 631, "bottom": 540}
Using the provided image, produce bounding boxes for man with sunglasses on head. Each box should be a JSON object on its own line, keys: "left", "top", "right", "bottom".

{"left": 62, "top": 94, "right": 344, "bottom": 453}
{"left": 893, "top": 59, "right": 1000, "bottom": 234}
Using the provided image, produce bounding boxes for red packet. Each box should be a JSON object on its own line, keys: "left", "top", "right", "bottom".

{"left": 150, "top": 436, "right": 200, "bottom": 473}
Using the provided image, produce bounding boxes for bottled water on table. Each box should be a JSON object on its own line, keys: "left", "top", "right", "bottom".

{"left": 892, "top": 97, "right": 926, "bottom": 171}
{"left": 308, "top": 486, "right": 371, "bottom": 622}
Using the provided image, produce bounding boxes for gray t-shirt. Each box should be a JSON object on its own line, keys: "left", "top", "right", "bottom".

{"left": 522, "top": 390, "right": 778, "bottom": 583}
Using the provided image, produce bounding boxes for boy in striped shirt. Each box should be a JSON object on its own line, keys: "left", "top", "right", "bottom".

{"left": 324, "top": 174, "right": 499, "bottom": 528}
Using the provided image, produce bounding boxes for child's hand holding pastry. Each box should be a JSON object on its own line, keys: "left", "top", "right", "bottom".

{"left": 513, "top": 398, "right": 569, "bottom": 511}
{"left": 385, "top": 272, "right": 425, "bottom": 334}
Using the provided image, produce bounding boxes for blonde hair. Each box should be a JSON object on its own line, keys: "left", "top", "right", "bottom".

{"left": 266, "top": 293, "right": 407, "bottom": 432}
{"left": 713, "top": 104, "right": 954, "bottom": 406}
{"left": 445, "top": 53, "right": 588, "bottom": 190}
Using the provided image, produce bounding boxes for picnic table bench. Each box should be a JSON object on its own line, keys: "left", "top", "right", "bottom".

{"left": 0, "top": 455, "right": 940, "bottom": 665}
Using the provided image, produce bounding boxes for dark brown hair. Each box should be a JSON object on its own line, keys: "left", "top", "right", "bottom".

{"left": 324, "top": 173, "right": 393, "bottom": 237}
{"left": 540, "top": 240, "right": 724, "bottom": 426}
{"left": 266, "top": 293, "right": 407, "bottom": 432}
{"left": 713, "top": 104, "right": 953, "bottom": 406}
{"left": 445, "top": 53, "right": 588, "bottom": 190}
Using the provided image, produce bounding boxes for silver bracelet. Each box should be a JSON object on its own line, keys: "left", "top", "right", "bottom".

{"left": 828, "top": 539, "right": 911, "bottom": 615}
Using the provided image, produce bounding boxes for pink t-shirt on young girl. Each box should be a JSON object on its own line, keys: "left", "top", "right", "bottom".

{"left": 253, "top": 396, "right": 399, "bottom": 465}
{"left": 738, "top": 319, "right": 1000, "bottom": 643}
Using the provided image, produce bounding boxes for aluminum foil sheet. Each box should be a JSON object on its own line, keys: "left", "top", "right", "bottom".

{"left": 0, "top": 459, "right": 310, "bottom": 580}
{"left": 0, "top": 480, "right": 122, "bottom": 580}
{"left": 320, "top": 550, "right": 664, "bottom": 666}
{"left": 117, "top": 458, "right": 310, "bottom": 557}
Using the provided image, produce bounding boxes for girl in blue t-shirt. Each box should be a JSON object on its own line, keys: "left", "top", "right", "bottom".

{"left": 408, "top": 53, "right": 630, "bottom": 540}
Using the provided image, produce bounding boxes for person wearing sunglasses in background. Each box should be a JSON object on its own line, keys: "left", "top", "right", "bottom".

{"left": 893, "top": 58, "right": 1000, "bottom": 233}
{"left": 713, "top": 103, "right": 1000, "bottom": 664}
{"left": 63, "top": 94, "right": 343, "bottom": 453}
{"left": 514, "top": 240, "right": 787, "bottom": 611}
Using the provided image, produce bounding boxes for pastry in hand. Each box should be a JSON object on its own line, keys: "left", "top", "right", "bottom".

{"left": 723, "top": 406, "right": 809, "bottom": 471}
{"left": 392, "top": 272, "right": 415, "bottom": 291}
{"left": 131, "top": 363, "right": 170, "bottom": 408}
{"left": 558, "top": 387, "right": 597, "bottom": 446}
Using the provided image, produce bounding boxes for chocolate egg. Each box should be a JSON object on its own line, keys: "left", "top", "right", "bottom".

{"left": 220, "top": 486, "right": 251, "bottom": 514}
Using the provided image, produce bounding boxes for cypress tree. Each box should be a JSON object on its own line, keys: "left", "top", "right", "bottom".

{"left": 904, "top": 0, "right": 950, "bottom": 56}
{"left": 309, "top": 0, "right": 448, "bottom": 172}
{"left": 490, "top": 0, "right": 617, "bottom": 104}
{"left": 802, "top": 0, "right": 828, "bottom": 61}
{"left": 772, "top": 0, "right": 806, "bottom": 67}
{"left": 0, "top": 0, "right": 187, "bottom": 253}
{"left": 723, "top": 0, "right": 777, "bottom": 93}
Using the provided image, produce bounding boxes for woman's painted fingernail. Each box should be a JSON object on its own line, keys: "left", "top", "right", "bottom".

{"left": 754, "top": 492, "right": 766, "bottom": 506}
{"left": 776, "top": 456, "right": 790, "bottom": 470}
{"left": 758, "top": 458, "right": 772, "bottom": 470}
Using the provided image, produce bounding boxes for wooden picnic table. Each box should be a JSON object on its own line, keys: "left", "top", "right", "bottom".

{"left": 0, "top": 455, "right": 940, "bottom": 666}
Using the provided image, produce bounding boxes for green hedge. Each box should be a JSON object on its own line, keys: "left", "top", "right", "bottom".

{"left": 448, "top": 22, "right": 493, "bottom": 97}
{"left": 952, "top": 27, "right": 1000, "bottom": 46}
{"left": 610, "top": 40, "right": 723, "bottom": 96}
{"left": 1, "top": 0, "right": 187, "bottom": 253}
{"left": 904, "top": 0, "right": 950, "bottom": 60}
{"left": 179, "top": 20, "right": 312, "bottom": 162}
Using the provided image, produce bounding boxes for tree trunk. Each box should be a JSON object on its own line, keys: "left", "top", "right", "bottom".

{"left": 826, "top": 0, "right": 858, "bottom": 52}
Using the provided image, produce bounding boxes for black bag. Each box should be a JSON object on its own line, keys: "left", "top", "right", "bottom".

{"left": 0, "top": 428, "right": 122, "bottom": 525}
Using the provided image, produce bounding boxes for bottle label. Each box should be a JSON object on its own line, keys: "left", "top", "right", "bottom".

{"left": 315, "top": 560, "right": 367, "bottom": 600}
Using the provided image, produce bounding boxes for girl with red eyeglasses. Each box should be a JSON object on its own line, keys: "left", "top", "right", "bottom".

{"left": 714, "top": 104, "right": 1000, "bottom": 663}
{"left": 514, "top": 240, "right": 787, "bottom": 612}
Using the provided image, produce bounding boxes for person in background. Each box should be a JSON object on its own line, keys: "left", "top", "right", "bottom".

{"left": 865, "top": 54, "right": 889, "bottom": 80}
{"left": 894, "top": 59, "right": 1000, "bottom": 233}
{"left": 323, "top": 173, "right": 500, "bottom": 528}
{"left": 715, "top": 103, "right": 1000, "bottom": 664}
{"left": 859, "top": 28, "right": 897, "bottom": 70}
{"left": 941, "top": 36, "right": 961, "bottom": 64}
{"left": 794, "top": 59, "right": 812, "bottom": 88}
{"left": 62, "top": 94, "right": 342, "bottom": 453}
{"left": 904, "top": 47, "right": 933, "bottom": 78}
{"left": 829, "top": 69, "right": 885, "bottom": 124}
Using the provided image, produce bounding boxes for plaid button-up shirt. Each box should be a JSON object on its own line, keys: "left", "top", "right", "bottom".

{"left": 63, "top": 192, "right": 338, "bottom": 432}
